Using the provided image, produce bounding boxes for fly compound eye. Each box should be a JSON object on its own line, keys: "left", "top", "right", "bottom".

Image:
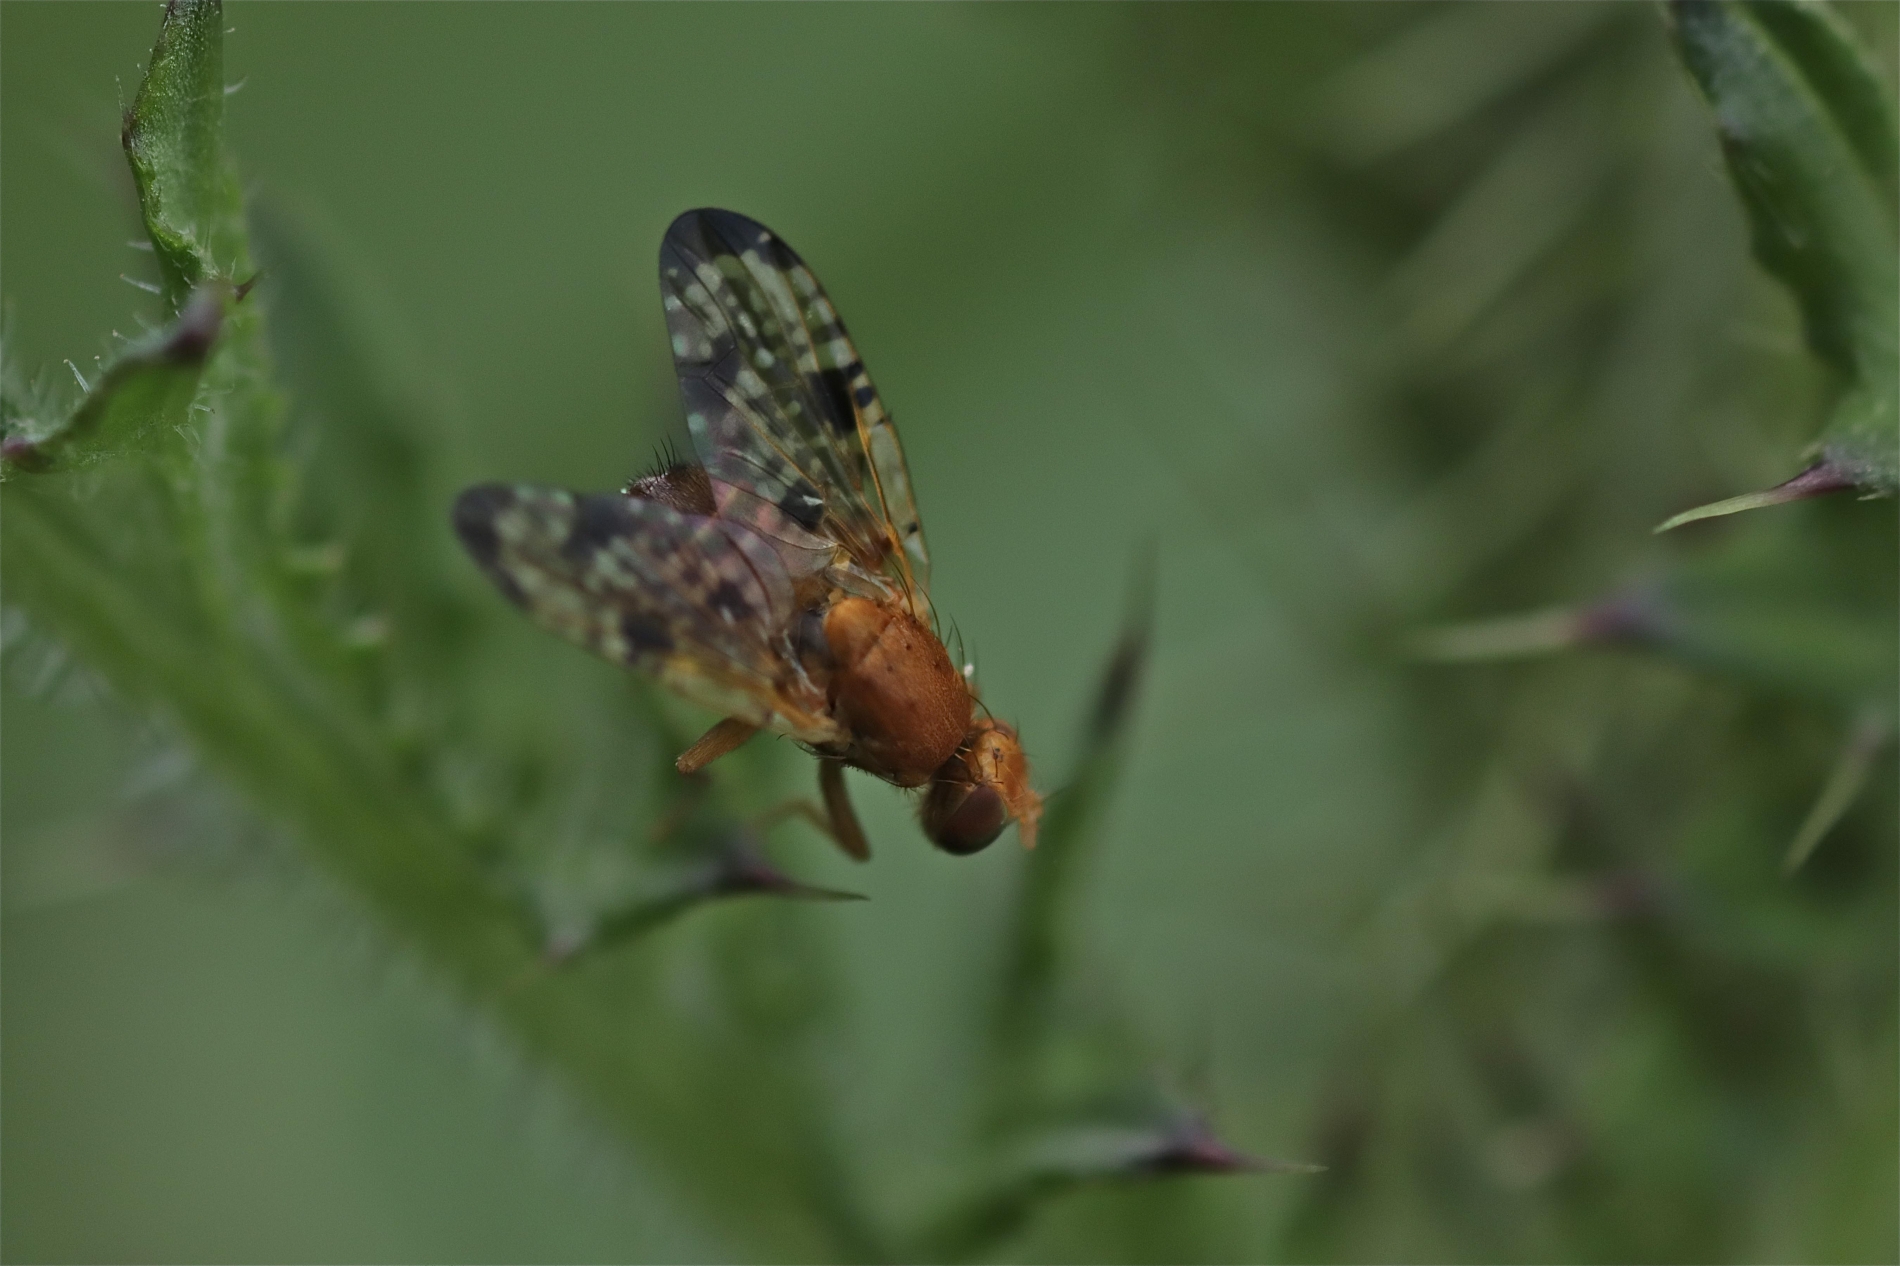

{"left": 924, "top": 783, "right": 1008, "bottom": 855}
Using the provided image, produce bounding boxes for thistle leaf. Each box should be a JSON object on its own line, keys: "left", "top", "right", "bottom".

{"left": 124, "top": 0, "right": 249, "bottom": 304}
{"left": 551, "top": 846, "right": 861, "bottom": 967}
{"left": 1662, "top": 0, "right": 1899, "bottom": 519}
{"left": 994, "top": 552, "right": 1154, "bottom": 1048}
{"left": 2, "top": 289, "right": 221, "bottom": 477}
{"left": 918, "top": 1114, "right": 1290, "bottom": 1261}
{"left": 1422, "top": 502, "right": 1897, "bottom": 715}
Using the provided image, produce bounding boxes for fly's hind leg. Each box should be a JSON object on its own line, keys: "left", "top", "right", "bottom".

{"left": 755, "top": 759, "right": 872, "bottom": 862}
{"left": 818, "top": 758, "right": 871, "bottom": 861}
{"left": 679, "top": 714, "right": 871, "bottom": 861}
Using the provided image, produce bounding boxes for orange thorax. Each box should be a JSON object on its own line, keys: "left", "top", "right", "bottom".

{"left": 821, "top": 597, "right": 971, "bottom": 786}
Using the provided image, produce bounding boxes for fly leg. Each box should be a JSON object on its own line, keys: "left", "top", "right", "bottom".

{"left": 818, "top": 758, "right": 872, "bottom": 861}
{"left": 755, "top": 759, "right": 872, "bottom": 862}
{"left": 676, "top": 717, "right": 759, "bottom": 774}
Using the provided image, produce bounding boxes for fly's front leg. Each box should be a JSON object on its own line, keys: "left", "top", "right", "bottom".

{"left": 676, "top": 717, "right": 759, "bottom": 774}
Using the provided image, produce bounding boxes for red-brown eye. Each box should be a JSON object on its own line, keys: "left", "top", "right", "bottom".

{"left": 924, "top": 784, "right": 1008, "bottom": 855}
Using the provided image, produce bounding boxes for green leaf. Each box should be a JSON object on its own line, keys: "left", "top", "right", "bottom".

{"left": 919, "top": 1115, "right": 1287, "bottom": 1261}
{"left": 553, "top": 834, "right": 865, "bottom": 965}
{"left": 1, "top": 288, "right": 221, "bottom": 477}
{"left": 1742, "top": 0, "right": 1899, "bottom": 211}
{"left": 124, "top": 0, "right": 249, "bottom": 304}
{"left": 1663, "top": 0, "right": 1899, "bottom": 518}
{"left": 993, "top": 555, "right": 1154, "bottom": 1057}
{"left": 1812, "top": 380, "right": 1899, "bottom": 491}
{"left": 976, "top": 554, "right": 1157, "bottom": 1190}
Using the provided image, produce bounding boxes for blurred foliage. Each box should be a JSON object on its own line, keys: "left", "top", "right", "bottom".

{"left": 3, "top": 2, "right": 1895, "bottom": 1263}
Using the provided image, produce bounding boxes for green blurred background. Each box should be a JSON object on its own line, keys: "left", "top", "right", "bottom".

{"left": 4, "top": 3, "right": 1896, "bottom": 1262}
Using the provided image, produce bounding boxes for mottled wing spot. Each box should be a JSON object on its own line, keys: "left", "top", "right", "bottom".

{"left": 452, "top": 484, "right": 509, "bottom": 570}
{"left": 776, "top": 479, "right": 825, "bottom": 531}
{"left": 816, "top": 368, "right": 859, "bottom": 435}
{"left": 562, "top": 493, "right": 634, "bottom": 562}
{"left": 452, "top": 484, "right": 526, "bottom": 604}
{"left": 622, "top": 612, "right": 673, "bottom": 654}
{"left": 708, "top": 579, "right": 750, "bottom": 622}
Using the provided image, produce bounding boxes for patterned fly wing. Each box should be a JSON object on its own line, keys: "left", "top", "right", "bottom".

{"left": 453, "top": 483, "right": 840, "bottom": 744}
{"left": 660, "top": 208, "right": 931, "bottom": 614}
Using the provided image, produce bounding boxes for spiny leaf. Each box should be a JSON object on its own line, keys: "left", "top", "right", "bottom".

{"left": 1018, "top": 1115, "right": 1298, "bottom": 1178}
{"left": 918, "top": 1114, "right": 1297, "bottom": 1261}
{"left": 124, "top": 0, "right": 248, "bottom": 305}
{"left": 1810, "top": 381, "right": 1898, "bottom": 495}
{"left": 1, "top": 288, "right": 221, "bottom": 477}
{"left": 1661, "top": 0, "right": 1898, "bottom": 521}
{"left": 1408, "top": 602, "right": 1640, "bottom": 662}
{"left": 1669, "top": 0, "right": 1898, "bottom": 383}
{"left": 1653, "top": 460, "right": 1857, "bottom": 532}
{"left": 1421, "top": 501, "right": 1897, "bottom": 714}
{"left": 995, "top": 551, "right": 1154, "bottom": 1049}
{"left": 548, "top": 832, "right": 865, "bottom": 966}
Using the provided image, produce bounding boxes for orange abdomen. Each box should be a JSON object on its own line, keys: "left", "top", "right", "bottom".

{"left": 823, "top": 597, "right": 971, "bottom": 786}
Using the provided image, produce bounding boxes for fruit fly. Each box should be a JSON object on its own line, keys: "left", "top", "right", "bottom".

{"left": 453, "top": 209, "right": 1041, "bottom": 858}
